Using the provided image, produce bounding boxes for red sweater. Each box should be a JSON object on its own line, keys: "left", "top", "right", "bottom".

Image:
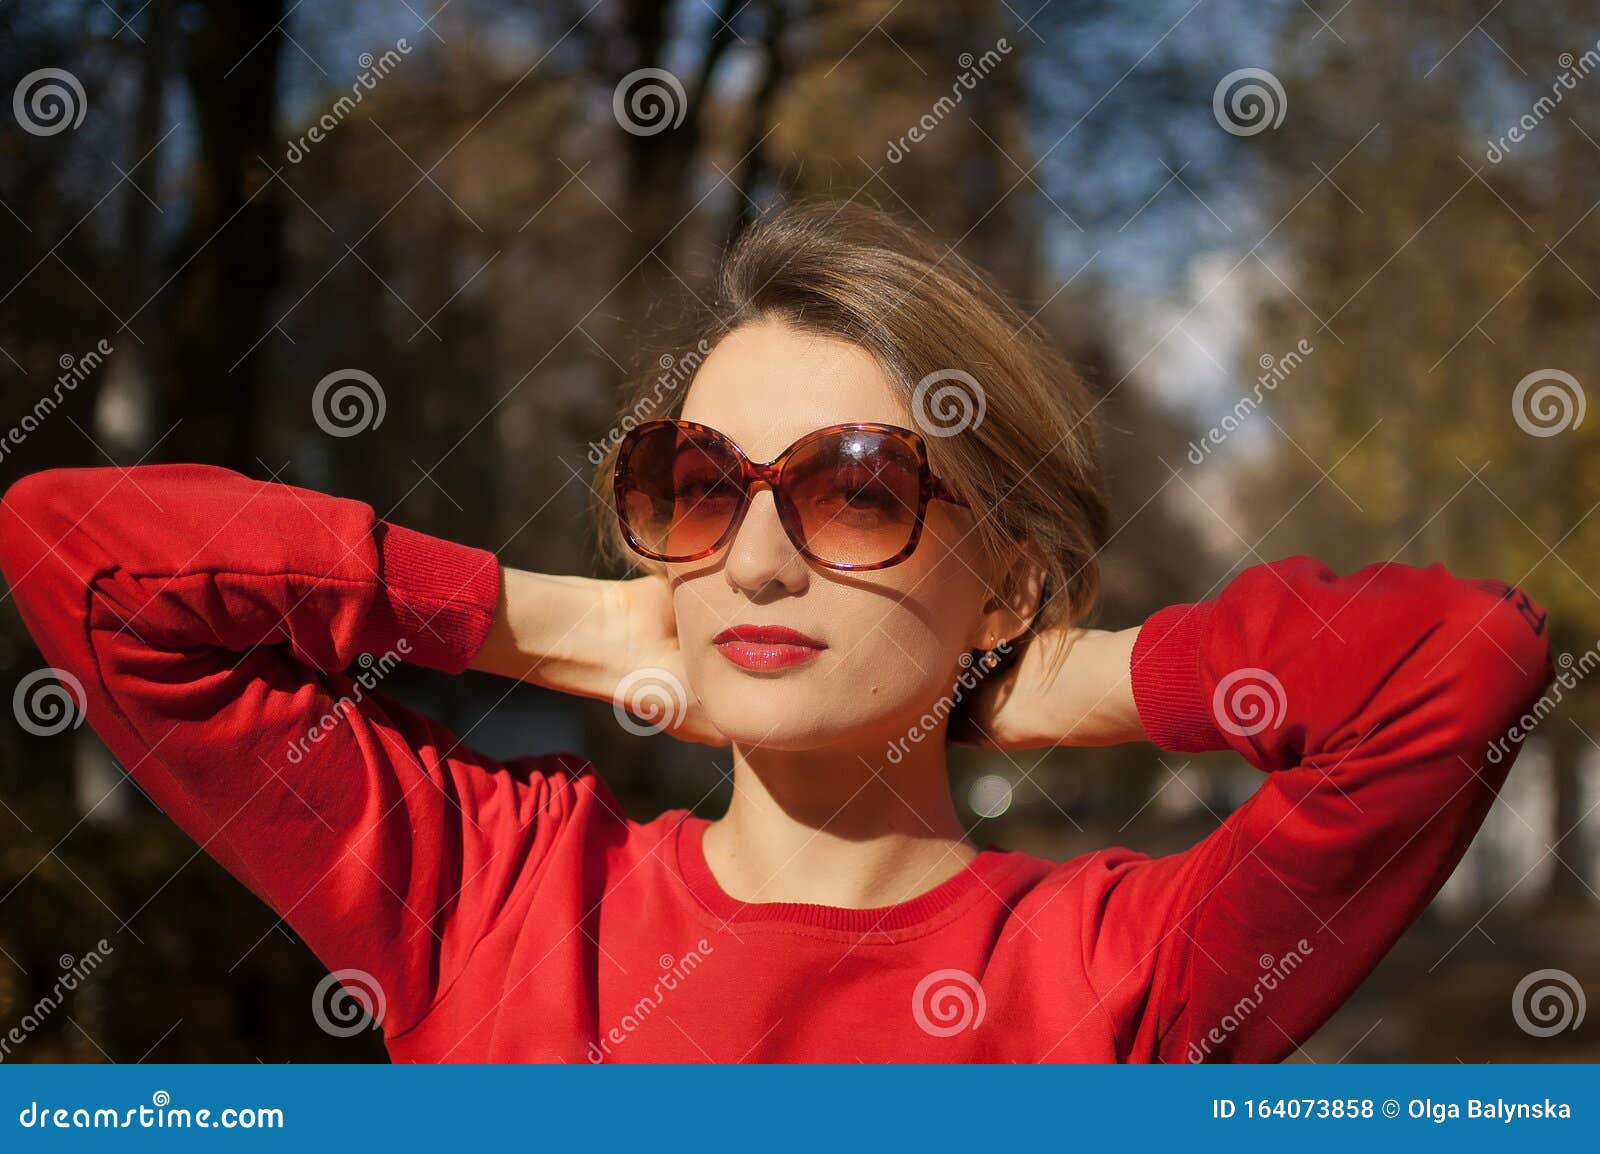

{"left": 0, "top": 466, "right": 1553, "bottom": 1063}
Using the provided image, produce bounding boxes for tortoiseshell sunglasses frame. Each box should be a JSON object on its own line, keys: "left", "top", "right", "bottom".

{"left": 613, "top": 419, "right": 968, "bottom": 572}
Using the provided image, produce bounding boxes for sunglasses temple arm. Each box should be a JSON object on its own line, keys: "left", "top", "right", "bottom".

{"left": 931, "top": 477, "right": 969, "bottom": 507}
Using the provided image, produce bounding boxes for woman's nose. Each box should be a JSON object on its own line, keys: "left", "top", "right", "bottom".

{"left": 723, "top": 490, "right": 808, "bottom": 596}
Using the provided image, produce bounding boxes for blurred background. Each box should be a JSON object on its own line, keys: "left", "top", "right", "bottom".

{"left": 1, "top": 0, "right": 1597, "bottom": 1062}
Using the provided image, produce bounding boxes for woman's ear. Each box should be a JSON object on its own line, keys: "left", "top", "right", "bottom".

{"left": 972, "top": 552, "right": 1047, "bottom": 649}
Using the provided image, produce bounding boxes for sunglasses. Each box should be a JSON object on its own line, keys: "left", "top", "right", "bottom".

{"left": 613, "top": 419, "right": 969, "bottom": 571}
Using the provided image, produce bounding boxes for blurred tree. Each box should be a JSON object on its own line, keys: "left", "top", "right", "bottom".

{"left": 0, "top": 0, "right": 1274, "bottom": 1062}
{"left": 160, "top": 0, "right": 288, "bottom": 470}
{"left": 1235, "top": 2, "right": 1599, "bottom": 904}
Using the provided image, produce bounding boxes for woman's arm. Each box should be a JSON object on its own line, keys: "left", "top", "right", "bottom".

{"left": 1007, "top": 556, "right": 1553, "bottom": 1062}
{"left": 469, "top": 568, "right": 725, "bottom": 745}
{"left": 955, "top": 625, "right": 1143, "bottom": 748}
{"left": 0, "top": 464, "right": 614, "bottom": 1038}
{"left": 469, "top": 568, "right": 623, "bottom": 694}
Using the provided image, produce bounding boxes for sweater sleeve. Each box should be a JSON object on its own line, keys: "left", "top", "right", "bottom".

{"left": 1080, "top": 555, "right": 1554, "bottom": 1063}
{"left": 0, "top": 464, "right": 601, "bottom": 1038}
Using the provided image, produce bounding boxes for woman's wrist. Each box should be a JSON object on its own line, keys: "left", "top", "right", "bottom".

{"left": 1008, "top": 625, "right": 1145, "bottom": 747}
{"left": 467, "top": 566, "right": 629, "bottom": 700}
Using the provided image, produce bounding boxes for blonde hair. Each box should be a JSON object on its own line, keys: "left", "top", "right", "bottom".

{"left": 591, "top": 199, "right": 1109, "bottom": 636}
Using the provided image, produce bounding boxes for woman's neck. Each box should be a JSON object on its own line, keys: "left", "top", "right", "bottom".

{"left": 699, "top": 731, "right": 978, "bottom": 909}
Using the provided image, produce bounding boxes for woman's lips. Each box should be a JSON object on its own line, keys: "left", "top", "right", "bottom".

{"left": 712, "top": 624, "right": 826, "bottom": 671}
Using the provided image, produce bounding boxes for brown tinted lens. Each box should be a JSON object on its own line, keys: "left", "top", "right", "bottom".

{"left": 781, "top": 429, "right": 922, "bottom": 566}
{"left": 618, "top": 424, "right": 746, "bottom": 559}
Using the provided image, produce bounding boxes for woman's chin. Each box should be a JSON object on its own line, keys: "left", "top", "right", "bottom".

{"left": 699, "top": 694, "right": 920, "bottom": 755}
{"left": 705, "top": 713, "right": 851, "bottom": 753}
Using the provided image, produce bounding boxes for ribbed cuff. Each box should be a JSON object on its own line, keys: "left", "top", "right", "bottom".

{"left": 362, "top": 521, "right": 500, "bottom": 674}
{"left": 1130, "top": 600, "right": 1226, "bottom": 753}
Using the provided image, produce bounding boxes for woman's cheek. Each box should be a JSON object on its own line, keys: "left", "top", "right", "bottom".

{"left": 820, "top": 618, "right": 961, "bottom": 729}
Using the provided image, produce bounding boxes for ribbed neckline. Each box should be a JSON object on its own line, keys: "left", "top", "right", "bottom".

{"left": 674, "top": 814, "right": 1007, "bottom": 933}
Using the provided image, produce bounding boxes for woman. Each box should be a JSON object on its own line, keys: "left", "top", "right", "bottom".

{"left": 0, "top": 202, "right": 1552, "bottom": 1063}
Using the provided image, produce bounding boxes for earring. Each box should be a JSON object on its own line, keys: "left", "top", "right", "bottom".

{"left": 981, "top": 635, "right": 1000, "bottom": 670}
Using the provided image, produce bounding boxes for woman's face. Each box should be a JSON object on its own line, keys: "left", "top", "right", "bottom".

{"left": 669, "top": 319, "right": 997, "bottom": 752}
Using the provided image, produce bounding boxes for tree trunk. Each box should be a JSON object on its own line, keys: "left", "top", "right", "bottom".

{"left": 159, "top": 0, "right": 287, "bottom": 472}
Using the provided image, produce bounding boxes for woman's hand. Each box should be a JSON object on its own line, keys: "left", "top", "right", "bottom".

{"left": 469, "top": 566, "right": 727, "bottom": 747}
{"left": 607, "top": 574, "right": 728, "bottom": 746}
{"left": 950, "top": 625, "right": 1145, "bottom": 750}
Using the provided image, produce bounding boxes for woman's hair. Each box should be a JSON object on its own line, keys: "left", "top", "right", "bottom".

{"left": 590, "top": 198, "right": 1110, "bottom": 637}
